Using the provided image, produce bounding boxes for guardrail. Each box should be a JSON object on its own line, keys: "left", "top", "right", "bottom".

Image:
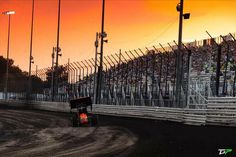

{"left": 0, "top": 97, "right": 236, "bottom": 127}
{"left": 206, "top": 97, "right": 236, "bottom": 127}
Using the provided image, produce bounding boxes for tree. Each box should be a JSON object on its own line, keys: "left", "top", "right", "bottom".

{"left": 0, "top": 56, "right": 43, "bottom": 93}
{"left": 44, "top": 65, "right": 68, "bottom": 89}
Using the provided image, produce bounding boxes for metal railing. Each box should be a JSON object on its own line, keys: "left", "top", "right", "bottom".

{"left": 1, "top": 32, "right": 236, "bottom": 109}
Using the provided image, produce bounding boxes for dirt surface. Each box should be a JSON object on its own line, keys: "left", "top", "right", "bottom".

{"left": 1, "top": 108, "right": 236, "bottom": 157}
{"left": 0, "top": 109, "right": 137, "bottom": 157}
{"left": 99, "top": 115, "right": 236, "bottom": 157}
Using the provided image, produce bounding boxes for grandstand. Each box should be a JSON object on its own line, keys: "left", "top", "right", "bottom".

{"left": 21, "top": 32, "right": 235, "bottom": 109}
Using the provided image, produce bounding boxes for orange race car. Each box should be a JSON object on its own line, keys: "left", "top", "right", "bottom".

{"left": 70, "top": 97, "right": 98, "bottom": 127}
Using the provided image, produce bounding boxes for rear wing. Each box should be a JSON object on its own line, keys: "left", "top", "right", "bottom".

{"left": 69, "top": 97, "right": 92, "bottom": 110}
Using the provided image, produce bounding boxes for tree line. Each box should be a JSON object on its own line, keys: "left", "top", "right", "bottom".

{"left": 0, "top": 56, "right": 68, "bottom": 94}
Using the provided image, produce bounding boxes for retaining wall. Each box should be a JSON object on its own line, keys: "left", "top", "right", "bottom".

{"left": 0, "top": 98, "right": 236, "bottom": 127}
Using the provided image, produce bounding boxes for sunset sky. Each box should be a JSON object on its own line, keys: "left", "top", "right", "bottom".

{"left": 0, "top": 0, "right": 235, "bottom": 71}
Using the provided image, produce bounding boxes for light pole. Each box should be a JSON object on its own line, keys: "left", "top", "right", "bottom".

{"left": 176, "top": 0, "right": 190, "bottom": 107}
{"left": 95, "top": 0, "right": 108, "bottom": 104}
{"left": 36, "top": 65, "right": 38, "bottom": 77}
{"left": 28, "top": 0, "right": 35, "bottom": 100}
{"left": 93, "top": 32, "right": 99, "bottom": 103}
{"left": 2, "top": 10, "right": 15, "bottom": 100}
{"left": 51, "top": 47, "right": 55, "bottom": 101}
{"left": 229, "top": 33, "right": 236, "bottom": 96}
{"left": 54, "top": 0, "right": 62, "bottom": 101}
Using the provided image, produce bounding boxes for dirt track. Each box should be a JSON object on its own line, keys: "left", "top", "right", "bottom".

{"left": 1, "top": 108, "right": 236, "bottom": 157}
{"left": 0, "top": 109, "right": 137, "bottom": 157}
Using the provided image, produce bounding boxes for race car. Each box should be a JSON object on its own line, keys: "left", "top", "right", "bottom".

{"left": 69, "top": 97, "right": 98, "bottom": 127}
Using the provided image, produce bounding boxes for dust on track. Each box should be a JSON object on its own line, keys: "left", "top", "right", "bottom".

{"left": 0, "top": 109, "right": 137, "bottom": 157}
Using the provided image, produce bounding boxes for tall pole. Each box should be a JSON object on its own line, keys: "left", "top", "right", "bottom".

{"left": 215, "top": 45, "right": 221, "bottom": 96}
{"left": 100, "top": 0, "right": 105, "bottom": 70}
{"left": 119, "top": 49, "right": 121, "bottom": 65}
{"left": 145, "top": 53, "right": 148, "bottom": 97}
{"left": 118, "top": 49, "right": 121, "bottom": 89}
{"left": 206, "top": 31, "right": 221, "bottom": 96}
{"left": 54, "top": 0, "right": 61, "bottom": 101}
{"left": 51, "top": 47, "right": 55, "bottom": 101}
{"left": 94, "top": 33, "right": 99, "bottom": 103}
{"left": 85, "top": 60, "right": 93, "bottom": 96}
{"left": 28, "top": 0, "right": 35, "bottom": 99}
{"left": 218, "top": 35, "right": 230, "bottom": 96}
{"left": 159, "top": 44, "right": 169, "bottom": 96}
{"left": 181, "top": 43, "right": 192, "bottom": 108}
{"left": 186, "top": 50, "right": 192, "bottom": 107}
{"left": 4, "top": 15, "right": 11, "bottom": 100}
{"left": 67, "top": 59, "right": 70, "bottom": 99}
{"left": 229, "top": 33, "right": 236, "bottom": 96}
{"left": 96, "top": 0, "right": 106, "bottom": 104}
{"left": 222, "top": 44, "right": 229, "bottom": 96}
{"left": 176, "top": 0, "right": 184, "bottom": 107}
{"left": 36, "top": 65, "right": 38, "bottom": 77}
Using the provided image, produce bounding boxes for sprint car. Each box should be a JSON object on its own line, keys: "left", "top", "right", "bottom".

{"left": 69, "top": 97, "right": 98, "bottom": 127}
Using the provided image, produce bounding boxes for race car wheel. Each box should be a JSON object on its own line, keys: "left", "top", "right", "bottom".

{"left": 90, "top": 115, "right": 98, "bottom": 126}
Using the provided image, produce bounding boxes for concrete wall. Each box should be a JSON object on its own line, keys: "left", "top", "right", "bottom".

{"left": 1, "top": 99, "right": 236, "bottom": 127}
{"left": 0, "top": 100, "right": 70, "bottom": 112}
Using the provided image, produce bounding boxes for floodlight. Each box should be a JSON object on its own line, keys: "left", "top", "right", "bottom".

{"left": 176, "top": 3, "right": 181, "bottom": 12}
{"left": 2, "top": 11, "right": 15, "bottom": 15}
{"left": 183, "top": 13, "right": 190, "bottom": 19}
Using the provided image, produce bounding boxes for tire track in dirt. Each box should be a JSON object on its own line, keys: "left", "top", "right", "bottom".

{"left": 0, "top": 109, "right": 137, "bottom": 157}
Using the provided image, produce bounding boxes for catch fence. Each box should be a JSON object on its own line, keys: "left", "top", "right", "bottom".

{"left": 1, "top": 32, "right": 236, "bottom": 108}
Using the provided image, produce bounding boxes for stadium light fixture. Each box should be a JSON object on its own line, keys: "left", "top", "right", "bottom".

{"left": 104, "top": 39, "right": 108, "bottom": 43}
{"left": 183, "top": 13, "right": 190, "bottom": 19}
{"left": 2, "top": 11, "right": 15, "bottom": 15}
{"left": 176, "top": 3, "right": 181, "bottom": 12}
{"left": 176, "top": 3, "right": 190, "bottom": 20}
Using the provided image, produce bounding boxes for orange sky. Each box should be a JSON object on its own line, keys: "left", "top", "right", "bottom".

{"left": 0, "top": 0, "right": 236, "bottom": 71}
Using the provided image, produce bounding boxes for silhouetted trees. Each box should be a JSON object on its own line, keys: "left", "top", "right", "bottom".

{"left": 0, "top": 56, "right": 43, "bottom": 93}
{"left": 44, "top": 65, "right": 68, "bottom": 89}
